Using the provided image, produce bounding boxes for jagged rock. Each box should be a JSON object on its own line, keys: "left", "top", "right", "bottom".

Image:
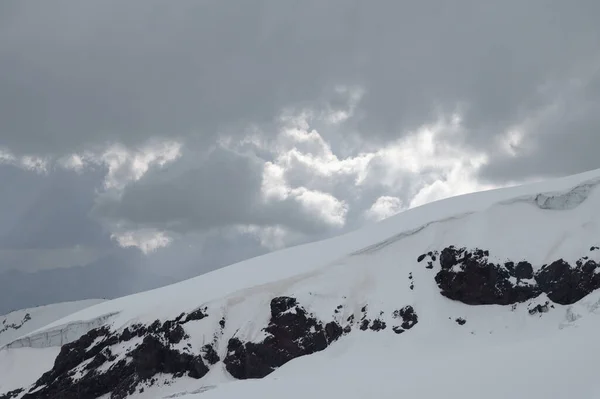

{"left": 360, "top": 319, "right": 370, "bottom": 331}
{"left": 528, "top": 302, "right": 550, "bottom": 315}
{"left": 202, "top": 344, "right": 220, "bottom": 365}
{"left": 515, "top": 261, "right": 534, "bottom": 280}
{"left": 369, "top": 319, "right": 387, "bottom": 331}
{"left": 394, "top": 306, "right": 418, "bottom": 330}
{"left": 0, "top": 388, "right": 23, "bottom": 399}
{"left": 223, "top": 296, "right": 344, "bottom": 380}
{"left": 20, "top": 309, "right": 211, "bottom": 399}
{"left": 435, "top": 246, "right": 540, "bottom": 305}
{"left": 325, "top": 321, "right": 344, "bottom": 342}
{"left": 536, "top": 259, "right": 600, "bottom": 305}
{"left": 434, "top": 246, "right": 600, "bottom": 306}
{"left": 183, "top": 307, "right": 208, "bottom": 323}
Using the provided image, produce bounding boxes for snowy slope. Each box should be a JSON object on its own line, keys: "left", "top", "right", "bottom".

{"left": 0, "top": 299, "right": 104, "bottom": 349}
{"left": 0, "top": 300, "right": 104, "bottom": 396}
{"left": 2, "top": 168, "right": 600, "bottom": 399}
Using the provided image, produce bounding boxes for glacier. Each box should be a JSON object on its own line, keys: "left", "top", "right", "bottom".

{"left": 2, "top": 168, "right": 600, "bottom": 398}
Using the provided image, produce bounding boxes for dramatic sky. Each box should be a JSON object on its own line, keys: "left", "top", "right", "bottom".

{"left": 1, "top": 0, "right": 600, "bottom": 279}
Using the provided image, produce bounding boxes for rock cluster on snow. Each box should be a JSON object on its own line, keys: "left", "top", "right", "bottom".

{"left": 224, "top": 296, "right": 345, "bottom": 379}
{"left": 7, "top": 293, "right": 421, "bottom": 398}
{"left": 422, "top": 246, "right": 600, "bottom": 306}
{"left": 19, "top": 308, "right": 213, "bottom": 399}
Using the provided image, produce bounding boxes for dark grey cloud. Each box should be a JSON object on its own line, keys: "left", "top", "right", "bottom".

{"left": 94, "top": 146, "right": 348, "bottom": 236}
{"left": 0, "top": 167, "right": 110, "bottom": 250}
{"left": 2, "top": 0, "right": 599, "bottom": 163}
{"left": 0, "top": 164, "right": 115, "bottom": 272}
{"left": 480, "top": 69, "right": 600, "bottom": 182}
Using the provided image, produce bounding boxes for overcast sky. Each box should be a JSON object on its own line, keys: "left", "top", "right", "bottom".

{"left": 1, "top": 0, "right": 600, "bottom": 277}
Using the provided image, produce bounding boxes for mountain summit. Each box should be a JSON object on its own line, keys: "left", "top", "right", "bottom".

{"left": 2, "top": 169, "right": 600, "bottom": 399}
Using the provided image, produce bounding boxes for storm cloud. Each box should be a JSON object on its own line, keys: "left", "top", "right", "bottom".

{"left": 1, "top": 0, "right": 600, "bottom": 275}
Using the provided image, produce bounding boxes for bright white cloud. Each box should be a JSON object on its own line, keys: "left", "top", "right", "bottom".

{"left": 291, "top": 187, "right": 348, "bottom": 228}
{"left": 99, "top": 140, "right": 182, "bottom": 190}
{"left": 365, "top": 196, "right": 404, "bottom": 222}
{"left": 110, "top": 228, "right": 172, "bottom": 254}
{"left": 251, "top": 108, "right": 499, "bottom": 236}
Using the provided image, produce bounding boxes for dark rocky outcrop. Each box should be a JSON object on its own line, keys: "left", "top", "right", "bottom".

{"left": 392, "top": 306, "right": 418, "bottom": 334}
{"left": 536, "top": 259, "right": 600, "bottom": 305}
{"left": 0, "top": 313, "right": 31, "bottom": 335}
{"left": 20, "top": 308, "right": 211, "bottom": 399}
{"left": 455, "top": 317, "right": 467, "bottom": 325}
{"left": 528, "top": 301, "right": 551, "bottom": 315}
{"left": 0, "top": 388, "right": 23, "bottom": 399}
{"left": 7, "top": 293, "right": 424, "bottom": 397}
{"left": 418, "top": 251, "right": 438, "bottom": 269}
{"left": 201, "top": 344, "right": 220, "bottom": 365}
{"left": 433, "top": 246, "right": 600, "bottom": 306}
{"left": 369, "top": 319, "right": 387, "bottom": 331}
{"left": 223, "top": 296, "right": 345, "bottom": 380}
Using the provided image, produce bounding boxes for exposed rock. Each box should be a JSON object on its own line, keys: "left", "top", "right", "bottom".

{"left": 359, "top": 319, "right": 370, "bottom": 331}
{"left": 528, "top": 301, "right": 550, "bottom": 315}
{"left": 369, "top": 319, "right": 387, "bottom": 331}
{"left": 223, "top": 296, "right": 345, "bottom": 380}
{"left": 0, "top": 388, "right": 23, "bottom": 399}
{"left": 536, "top": 259, "right": 600, "bottom": 305}
{"left": 202, "top": 344, "right": 220, "bottom": 365}
{"left": 435, "top": 246, "right": 539, "bottom": 305}
{"left": 183, "top": 307, "right": 208, "bottom": 323}
{"left": 515, "top": 261, "right": 534, "bottom": 280}
{"left": 20, "top": 309, "right": 211, "bottom": 399}
{"left": 455, "top": 317, "right": 467, "bottom": 325}
{"left": 325, "top": 321, "right": 344, "bottom": 342}
{"left": 434, "top": 246, "right": 600, "bottom": 306}
{"left": 0, "top": 313, "right": 32, "bottom": 335}
{"left": 418, "top": 251, "right": 438, "bottom": 269}
{"left": 393, "top": 306, "right": 418, "bottom": 330}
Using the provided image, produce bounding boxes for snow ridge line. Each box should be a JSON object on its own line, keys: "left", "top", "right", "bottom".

{"left": 351, "top": 177, "right": 600, "bottom": 258}
{"left": 1, "top": 311, "right": 119, "bottom": 351}
{"left": 349, "top": 213, "right": 475, "bottom": 257}
{"left": 499, "top": 178, "right": 600, "bottom": 210}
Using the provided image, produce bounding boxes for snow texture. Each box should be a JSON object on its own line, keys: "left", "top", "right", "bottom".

{"left": 0, "top": 299, "right": 104, "bottom": 349}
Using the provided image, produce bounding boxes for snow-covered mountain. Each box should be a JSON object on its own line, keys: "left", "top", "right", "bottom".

{"left": 3, "top": 168, "right": 600, "bottom": 398}
{"left": 0, "top": 300, "right": 104, "bottom": 349}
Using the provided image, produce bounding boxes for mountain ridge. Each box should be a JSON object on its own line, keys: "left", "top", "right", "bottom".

{"left": 2, "top": 168, "right": 600, "bottom": 398}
